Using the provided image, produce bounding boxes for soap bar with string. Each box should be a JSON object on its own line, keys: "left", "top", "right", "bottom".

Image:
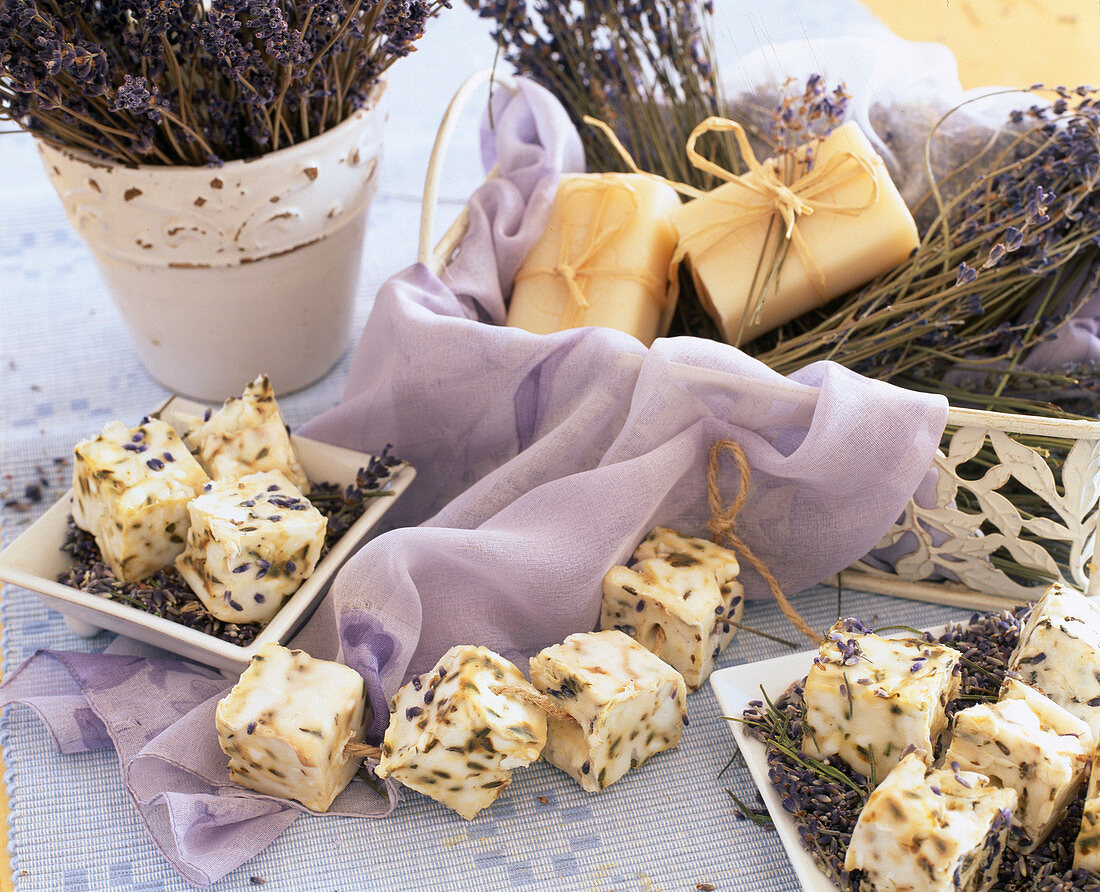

{"left": 671, "top": 120, "right": 919, "bottom": 346}
{"left": 506, "top": 173, "right": 681, "bottom": 346}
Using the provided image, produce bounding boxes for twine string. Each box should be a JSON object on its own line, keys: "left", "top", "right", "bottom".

{"left": 490, "top": 683, "right": 576, "bottom": 722}
{"left": 651, "top": 623, "right": 666, "bottom": 658}
{"left": 513, "top": 178, "right": 667, "bottom": 329}
{"left": 706, "top": 439, "right": 818, "bottom": 643}
{"left": 344, "top": 740, "right": 383, "bottom": 760}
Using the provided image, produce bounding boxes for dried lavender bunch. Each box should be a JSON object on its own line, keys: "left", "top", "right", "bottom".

{"left": 750, "top": 85, "right": 1100, "bottom": 419}
{"left": 0, "top": 0, "right": 450, "bottom": 165}
{"left": 58, "top": 451, "right": 401, "bottom": 645}
{"left": 740, "top": 607, "right": 1100, "bottom": 891}
{"left": 464, "top": 0, "right": 742, "bottom": 188}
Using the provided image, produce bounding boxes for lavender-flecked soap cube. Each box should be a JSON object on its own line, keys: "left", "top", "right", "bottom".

{"left": 182, "top": 374, "right": 309, "bottom": 492}
{"left": 72, "top": 418, "right": 210, "bottom": 582}
{"left": 601, "top": 527, "right": 743, "bottom": 691}
{"left": 845, "top": 750, "right": 1016, "bottom": 892}
{"left": 1009, "top": 582, "right": 1100, "bottom": 745}
{"left": 1075, "top": 750, "right": 1100, "bottom": 871}
{"left": 216, "top": 643, "right": 368, "bottom": 812}
{"left": 174, "top": 470, "right": 325, "bottom": 624}
{"left": 375, "top": 645, "right": 547, "bottom": 820}
{"left": 529, "top": 630, "right": 687, "bottom": 793}
{"left": 943, "top": 678, "right": 1090, "bottom": 853}
{"left": 802, "top": 619, "right": 961, "bottom": 781}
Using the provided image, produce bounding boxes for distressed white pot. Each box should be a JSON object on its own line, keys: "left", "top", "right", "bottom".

{"left": 37, "top": 88, "right": 385, "bottom": 400}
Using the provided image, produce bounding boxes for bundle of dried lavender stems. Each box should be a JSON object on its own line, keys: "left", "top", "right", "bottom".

{"left": 0, "top": 0, "right": 450, "bottom": 165}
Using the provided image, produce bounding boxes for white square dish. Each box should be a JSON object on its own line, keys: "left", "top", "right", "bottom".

{"left": 0, "top": 398, "right": 415, "bottom": 674}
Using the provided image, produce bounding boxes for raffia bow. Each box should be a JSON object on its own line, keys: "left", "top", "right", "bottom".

{"left": 584, "top": 115, "right": 881, "bottom": 341}
{"left": 512, "top": 177, "right": 667, "bottom": 330}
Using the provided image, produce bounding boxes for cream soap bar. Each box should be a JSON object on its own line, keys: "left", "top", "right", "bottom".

{"left": 1009, "top": 582, "right": 1100, "bottom": 745}
{"left": 182, "top": 374, "right": 309, "bottom": 492}
{"left": 601, "top": 527, "right": 743, "bottom": 691}
{"left": 672, "top": 121, "right": 919, "bottom": 345}
{"left": 216, "top": 643, "right": 368, "bottom": 812}
{"left": 507, "top": 173, "right": 681, "bottom": 346}
{"left": 802, "top": 619, "right": 961, "bottom": 780}
{"left": 72, "top": 418, "right": 210, "bottom": 582}
{"left": 844, "top": 750, "right": 1016, "bottom": 892}
{"left": 375, "top": 645, "right": 547, "bottom": 820}
{"left": 529, "top": 630, "right": 687, "bottom": 792}
{"left": 943, "top": 680, "right": 1090, "bottom": 853}
{"left": 175, "top": 470, "right": 326, "bottom": 624}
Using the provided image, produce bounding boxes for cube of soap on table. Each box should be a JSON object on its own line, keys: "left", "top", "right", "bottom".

{"left": 72, "top": 418, "right": 210, "bottom": 583}
{"left": 182, "top": 374, "right": 309, "bottom": 492}
{"left": 844, "top": 750, "right": 1016, "bottom": 892}
{"left": 943, "top": 679, "right": 1090, "bottom": 853}
{"left": 529, "top": 629, "right": 687, "bottom": 793}
{"left": 375, "top": 646, "right": 547, "bottom": 821}
{"left": 216, "top": 643, "right": 369, "bottom": 813}
{"left": 601, "top": 527, "right": 743, "bottom": 691}
{"left": 801, "top": 619, "right": 961, "bottom": 781}
{"left": 506, "top": 173, "right": 682, "bottom": 346}
{"left": 1009, "top": 582, "right": 1100, "bottom": 745}
{"left": 1075, "top": 749, "right": 1100, "bottom": 871}
{"left": 671, "top": 121, "right": 920, "bottom": 346}
{"left": 174, "top": 470, "right": 326, "bottom": 624}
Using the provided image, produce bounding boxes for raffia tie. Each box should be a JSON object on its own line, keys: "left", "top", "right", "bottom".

{"left": 706, "top": 439, "right": 818, "bottom": 643}
{"left": 512, "top": 178, "right": 666, "bottom": 329}
{"left": 584, "top": 115, "right": 880, "bottom": 309}
{"left": 344, "top": 741, "right": 383, "bottom": 760}
{"left": 490, "top": 684, "right": 577, "bottom": 723}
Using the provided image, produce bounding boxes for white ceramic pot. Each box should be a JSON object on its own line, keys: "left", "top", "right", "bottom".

{"left": 37, "top": 87, "right": 385, "bottom": 400}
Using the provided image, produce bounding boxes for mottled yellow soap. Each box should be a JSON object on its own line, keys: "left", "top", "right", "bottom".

{"left": 672, "top": 121, "right": 919, "bottom": 346}
{"left": 507, "top": 173, "right": 681, "bottom": 346}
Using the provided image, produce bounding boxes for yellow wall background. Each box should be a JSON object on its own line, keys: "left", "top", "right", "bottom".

{"left": 863, "top": 0, "right": 1099, "bottom": 89}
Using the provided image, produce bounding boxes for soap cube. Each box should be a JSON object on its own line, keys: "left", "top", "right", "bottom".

{"left": 216, "top": 643, "right": 369, "bottom": 812}
{"left": 802, "top": 620, "right": 961, "bottom": 780}
{"left": 1075, "top": 750, "right": 1100, "bottom": 871}
{"left": 174, "top": 470, "right": 326, "bottom": 624}
{"left": 1009, "top": 582, "right": 1100, "bottom": 745}
{"left": 507, "top": 173, "right": 682, "bottom": 346}
{"left": 182, "top": 374, "right": 309, "bottom": 492}
{"left": 671, "top": 121, "right": 919, "bottom": 346}
{"left": 529, "top": 629, "right": 687, "bottom": 792}
{"left": 844, "top": 750, "right": 1015, "bottom": 892}
{"left": 375, "top": 646, "right": 547, "bottom": 820}
{"left": 72, "top": 418, "right": 210, "bottom": 582}
{"left": 943, "top": 681, "right": 1090, "bottom": 853}
{"left": 601, "top": 527, "right": 743, "bottom": 690}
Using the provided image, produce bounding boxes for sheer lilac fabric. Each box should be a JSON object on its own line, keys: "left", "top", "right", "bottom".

{"left": 1, "top": 79, "right": 950, "bottom": 884}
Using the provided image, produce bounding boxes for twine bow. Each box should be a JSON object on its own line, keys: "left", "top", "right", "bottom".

{"left": 513, "top": 177, "right": 667, "bottom": 329}
{"left": 706, "top": 439, "right": 817, "bottom": 643}
{"left": 584, "top": 115, "right": 880, "bottom": 340}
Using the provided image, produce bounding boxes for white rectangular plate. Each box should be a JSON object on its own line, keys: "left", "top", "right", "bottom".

{"left": 0, "top": 397, "right": 415, "bottom": 674}
{"left": 710, "top": 649, "right": 837, "bottom": 892}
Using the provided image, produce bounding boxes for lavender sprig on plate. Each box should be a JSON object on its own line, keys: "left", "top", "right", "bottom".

{"left": 741, "top": 606, "right": 1100, "bottom": 891}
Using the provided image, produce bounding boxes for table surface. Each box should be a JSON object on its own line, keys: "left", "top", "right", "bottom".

{"left": 1, "top": 3, "right": 1095, "bottom": 890}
